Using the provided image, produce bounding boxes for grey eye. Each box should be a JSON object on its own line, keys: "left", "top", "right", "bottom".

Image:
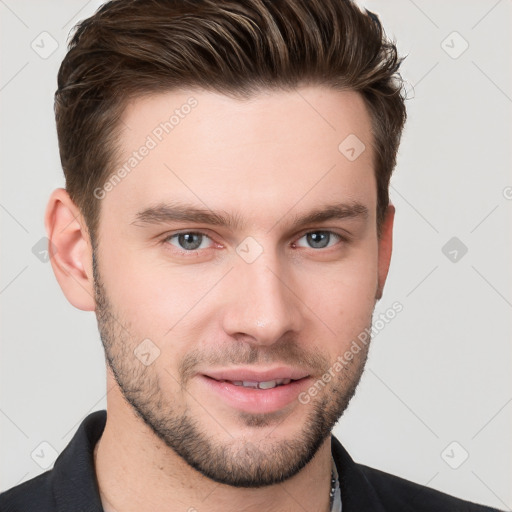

{"left": 168, "top": 232, "right": 211, "bottom": 251}
{"left": 296, "top": 231, "right": 340, "bottom": 249}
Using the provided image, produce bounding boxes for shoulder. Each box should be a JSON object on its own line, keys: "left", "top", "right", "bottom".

{"left": 330, "top": 434, "right": 503, "bottom": 512}
{"left": 358, "top": 463, "right": 502, "bottom": 512}
{"left": 0, "top": 471, "right": 55, "bottom": 512}
{"left": 0, "top": 410, "right": 107, "bottom": 512}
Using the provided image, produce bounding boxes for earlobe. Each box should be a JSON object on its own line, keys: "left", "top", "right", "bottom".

{"left": 376, "top": 204, "right": 395, "bottom": 301}
{"left": 44, "top": 188, "right": 96, "bottom": 311}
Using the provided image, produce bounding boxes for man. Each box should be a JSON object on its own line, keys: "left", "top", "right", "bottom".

{"left": 0, "top": 0, "right": 503, "bottom": 511}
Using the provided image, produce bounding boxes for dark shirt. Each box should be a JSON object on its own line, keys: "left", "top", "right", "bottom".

{"left": 0, "top": 410, "right": 503, "bottom": 511}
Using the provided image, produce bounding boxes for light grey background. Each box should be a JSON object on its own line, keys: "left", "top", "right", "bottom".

{"left": 1, "top": 0, "right": 511, "bottom": 509}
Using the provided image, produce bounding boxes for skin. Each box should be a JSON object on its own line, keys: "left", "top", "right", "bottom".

{"left": 45, "top": 86, "right": 394, "bottom": 512}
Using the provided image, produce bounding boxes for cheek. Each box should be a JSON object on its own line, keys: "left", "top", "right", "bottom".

{"left": 100, "top": 247, "right": 227, "bottom": 364}
{"left": 299, "top": 248, "right": 378, "bottom": 344}
{"left": 96, "top": 248, "right": 171, "bottom": 341}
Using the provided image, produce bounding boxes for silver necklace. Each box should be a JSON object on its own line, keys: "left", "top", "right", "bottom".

{"left": 329, "top": 457, "right": 342, "bottom": 512}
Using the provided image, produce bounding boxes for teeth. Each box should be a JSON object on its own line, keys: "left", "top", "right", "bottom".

{"left": 258, "top": 380, "right": 276, "bottom": 389}
{"left": 242, "top": 380, "right": 259, "bottom": 388}
{"left": 228, "top": 379, "right": 292, "bottom": 389}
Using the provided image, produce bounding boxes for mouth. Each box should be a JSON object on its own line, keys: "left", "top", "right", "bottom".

{"left": 206, "top": 376, "right": 299, "bottom": 389}
{"left": 198, "top": 369, "right": 312, "bottom": 414}
{"left": 202, "top": 366, "right": 310, "bottom": 384}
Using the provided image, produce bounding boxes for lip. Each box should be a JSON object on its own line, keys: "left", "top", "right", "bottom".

{"left": 198, "top": 367, "right": 312, "bottom": 415}
{"left": 203, "top": 366, "right": 310, "bottom": 382}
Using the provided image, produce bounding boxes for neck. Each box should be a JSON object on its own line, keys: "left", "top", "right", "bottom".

{"left": 94, "top": 389, "right": 334, "bottom": 512}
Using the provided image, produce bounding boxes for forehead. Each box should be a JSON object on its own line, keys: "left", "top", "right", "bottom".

{"left": 102, "top": 86, "right": 376, "bottom": 228}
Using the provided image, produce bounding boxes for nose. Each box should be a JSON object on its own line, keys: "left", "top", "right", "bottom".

{"left": 220, "top": 254, "right": 303, "bottom": 346}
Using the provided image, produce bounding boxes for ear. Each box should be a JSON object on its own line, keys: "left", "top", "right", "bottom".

{"left": 375, "top": 204, "right": 395, "bottom": 301}
{"left": 44, "top": 188, "right": 96, "bottom": 311}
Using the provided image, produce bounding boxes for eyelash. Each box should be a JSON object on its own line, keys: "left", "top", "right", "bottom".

{"left": 161, "top": 230, "right": 349, "bottom": 255}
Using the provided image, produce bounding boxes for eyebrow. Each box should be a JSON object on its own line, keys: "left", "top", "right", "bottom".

{"left": 131, "top": 201, "right": 369, "bottom": 231}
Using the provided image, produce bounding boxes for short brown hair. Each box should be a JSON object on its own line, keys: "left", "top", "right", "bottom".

{"left": 55, "top": 0, "right": 407, "bottom": 245}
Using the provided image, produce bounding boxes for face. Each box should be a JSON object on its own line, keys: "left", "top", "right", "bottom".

{"left": 92, "top": 86, "right": 390, "bottom": 487}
